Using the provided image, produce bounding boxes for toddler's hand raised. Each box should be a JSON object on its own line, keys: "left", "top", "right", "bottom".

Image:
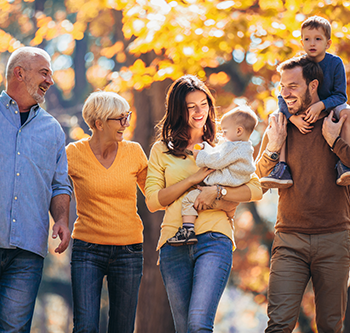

{"left": 289, "top": 114, "right": 313, "bottom": 134}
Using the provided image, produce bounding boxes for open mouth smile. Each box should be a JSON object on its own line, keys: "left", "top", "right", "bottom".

{"left": 39, "top": 86, "right": 48, "bottom": 93}
{"left": 286, "top": 99, "right": 297, "bottom": 107}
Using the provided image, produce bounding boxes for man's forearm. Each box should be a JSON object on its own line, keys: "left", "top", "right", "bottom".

{"left": 50, "top": 194, "right": 70, "bottom": 225}
{"left": 255, "top": 131, "right": 278, "bottom": 178}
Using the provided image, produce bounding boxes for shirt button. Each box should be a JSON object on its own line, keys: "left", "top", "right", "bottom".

{"left": 16, "top": 173, "right": 20, "bottom": 176}
{"left": 19, "top": 129, "right": 21, "bottom": 133}
{"left": 17, "top": 152, "right": 20, "bottom": 155}
{"left": 14, "top": 197, "right": 17, "bottom": 200}
{"left": 15, "top": 111, "right": 18, "bottom": 114}
{"left": 12, "top": 219, "right": 16, "bottom": 223}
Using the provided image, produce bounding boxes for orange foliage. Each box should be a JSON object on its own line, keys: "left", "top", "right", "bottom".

{"left": 53, "top": 68, "right": 75, "bottom": 96}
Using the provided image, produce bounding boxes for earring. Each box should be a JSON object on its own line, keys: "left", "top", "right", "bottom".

{"left": 203, "top": 124, "right": 207, "bottom": 132}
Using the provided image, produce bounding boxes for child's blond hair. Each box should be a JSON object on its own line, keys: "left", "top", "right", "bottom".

{"left": 221, "top": 106, "right": 258, "bottom": 135}
{"left": 301, "top": 16, "right": 331, "bottom": 40}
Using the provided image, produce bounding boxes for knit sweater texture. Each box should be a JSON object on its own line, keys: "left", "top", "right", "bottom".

{"left": 66, "top": 138, "right": 148, "bottom": 245}
{"left": 196, "top": 141, "right": 255, "bottom": 187}
{"left": 256, "top": 115, "right": 350, "bottom": 233}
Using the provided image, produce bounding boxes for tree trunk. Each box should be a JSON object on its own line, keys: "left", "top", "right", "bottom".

{"left": 133, "top": 80, "right": 175, "bottom": 333}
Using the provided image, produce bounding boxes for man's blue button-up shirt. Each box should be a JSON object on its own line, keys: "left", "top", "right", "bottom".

{"left": 0, "top": 91, "right": 72, "bottom": 258}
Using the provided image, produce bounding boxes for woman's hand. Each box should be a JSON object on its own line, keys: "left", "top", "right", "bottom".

{"left": 187, "top": 167, "right": 214, "bottom": 186}
{"left": 194, "top": 186, "right": 240, "bottom": 216}
{"left": 194, "top": 185, "right": 217, "bottom": 210}
{"left": 158, "top": 168, "right": 213, "bottom": 207}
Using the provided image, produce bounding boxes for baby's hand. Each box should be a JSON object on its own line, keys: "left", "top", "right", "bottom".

{"left": 194, "top": 143, "right": 204, "bottom": 150}
{"left": 304, "top": 101, "right": 324, "bottom": 123}
{"left": 193, "top": 143, "right": 204, "bottom": 159}
{"left": 289, "top": 114, "right": 314, "bottom": 134}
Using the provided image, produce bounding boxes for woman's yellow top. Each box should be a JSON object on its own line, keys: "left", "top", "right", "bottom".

{"left": 145, "top": 141, "right": 262, "bottom": 251}
{"left": 66, "top": 138, "right": 148, "bottom": 245}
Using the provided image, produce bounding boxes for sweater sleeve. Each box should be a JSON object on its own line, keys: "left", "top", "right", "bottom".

{"left": 145, "top": 142, "right": 166, "bottom": 212}
{"left": 246, "top": 174, "right": 263, "bottom": 201}
{"left": 136, "top": 143, "right": 148, "bottom": 196}
{"left": 66, "top": 142, "right": 76, "bottom": 178}
{"left": 255, "top": 131, "right": 279, "bottom": 178}
{"left": 196, "top": 141, "right": 254, "bottom": 172}
{"left": 333, "top": 138, "right": 350, "bottom": 168}
{"left": 278, "top": 95, "right": 293, "bottom": 120}
{"left": 322, "top": 58, "right": 347, "bottom": 111}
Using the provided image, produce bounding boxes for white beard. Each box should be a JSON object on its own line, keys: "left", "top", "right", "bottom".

{"left": 24, "top": 76, "right": 45, "bottom": 104}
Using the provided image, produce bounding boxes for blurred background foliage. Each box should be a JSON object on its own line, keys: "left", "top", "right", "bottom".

{"left": 1, "top": 0, "right": 350, "bottom": 332}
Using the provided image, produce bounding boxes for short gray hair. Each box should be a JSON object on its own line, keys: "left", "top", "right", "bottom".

{"left": 6, "top": 47, "right": 51, "bottom": 81}
{"left": 82, "top": 91, "right": 130, "bottom": 130}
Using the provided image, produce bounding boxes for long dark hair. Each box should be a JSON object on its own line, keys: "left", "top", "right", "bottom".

{"left": 156, "top": 75, "right": 216, "bottom": 158}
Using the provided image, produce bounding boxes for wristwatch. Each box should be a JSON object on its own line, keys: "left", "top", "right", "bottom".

{"left": 216, "top": 185, "right": 227, "bottom": 200}
{"left": 265, "top": 149, "right": 279, "bottom": 161}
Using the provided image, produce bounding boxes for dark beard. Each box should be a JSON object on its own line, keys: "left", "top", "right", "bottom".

{"left": 295, "top": 88, "right": 312, "bottom": 115}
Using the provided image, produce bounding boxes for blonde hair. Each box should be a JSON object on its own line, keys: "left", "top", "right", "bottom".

{"left": 222, "top": 106, "right": 258, "bottom": 135}
{"left": 6, "top": 46, "right": 51, "bottom": 81}
{"left": 82, "top": 91, "right": 130, "bottom": 130}
{"left": 301, "top": 16, "right": 331, "bottom": 40}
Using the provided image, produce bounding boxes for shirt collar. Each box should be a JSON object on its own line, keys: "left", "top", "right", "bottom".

{"left": 0, "top": 90, "right": 40, "bottom": 113}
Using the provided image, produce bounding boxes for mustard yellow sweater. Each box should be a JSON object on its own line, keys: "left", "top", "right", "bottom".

{"left": 66, "top": 138, "right": 148, "bottom": 245}
{"left": 145, "top": 141, "right": 262, "bottom": 251}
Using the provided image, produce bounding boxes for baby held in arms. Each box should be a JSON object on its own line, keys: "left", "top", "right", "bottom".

{"left": 167, "top": 106, "right": 258, "bottom": 246}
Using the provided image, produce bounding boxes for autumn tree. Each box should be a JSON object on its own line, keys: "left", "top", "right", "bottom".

{"left": 1, "top": 0, "right": 350, "bottom": 332}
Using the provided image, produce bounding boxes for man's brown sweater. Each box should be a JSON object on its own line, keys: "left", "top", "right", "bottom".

{"left": 256, "top": 115, "right": 350, "bottom": 234}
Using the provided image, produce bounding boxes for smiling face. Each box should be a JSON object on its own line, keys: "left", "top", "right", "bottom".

{"left": 280, "top": 66, "right": 313, "bottom": 115}
{"left": 301, "top": 27, "right": 331, "bottom": 63}
{"left": 104, "top": 111, "right": 131, "bottom": 142}
{"left": 22, "top": 55, "right": 54, "bottom": 104}
{"left": 185, "top": 90, "right": 209, "bottom": 131}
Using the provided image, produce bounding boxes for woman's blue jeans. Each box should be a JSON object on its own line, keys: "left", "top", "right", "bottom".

{"left": 159, "top": 232, "right": 233, "bottom": 333}
{"left": 71, "top": 239, "right": 143, "bottom": 333}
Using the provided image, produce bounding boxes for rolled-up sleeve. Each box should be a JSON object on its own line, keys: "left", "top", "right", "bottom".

{"left": 51, "top": 130, "right": 73, "bottom": 198}
{"left": 145, "top": 142, "right": 166, "bottom": 212}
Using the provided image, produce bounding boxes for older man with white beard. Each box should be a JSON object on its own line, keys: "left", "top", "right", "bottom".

{"left": 0, "top": 47, "right": 72, "bottom": 332}
{"left": 256, "top": 56, "right": 350, "bottom": 333}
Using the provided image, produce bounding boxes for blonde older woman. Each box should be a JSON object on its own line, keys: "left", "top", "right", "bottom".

{"left": 66, "top": 91, "right": 147, "bottom": 333}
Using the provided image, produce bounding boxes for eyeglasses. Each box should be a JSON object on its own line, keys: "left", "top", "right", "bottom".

{"left": 107, "top": 111, "right": 132, "bottom": 126}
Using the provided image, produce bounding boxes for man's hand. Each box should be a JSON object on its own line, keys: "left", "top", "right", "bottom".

{"left": 322, "top": 110, "right": 347, "bottom": 147}
{"left": 50, "top": 194, "right": 71, "bottom": 254}
{"left": 289, "top": 114, "right": 314, "bottom": 134}
{"left": 304, "top": 101, "right": 324, "bottom": 123}
{"left": 266, "top": 113, "right": 287, "bottom": 152}
{"left": 52, "top": 221, "right": 71, "bottom": 254}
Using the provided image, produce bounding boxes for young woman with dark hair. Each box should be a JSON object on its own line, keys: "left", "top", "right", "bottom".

{"left": 145, "top": 75, "right": 262, "bottom": 332}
